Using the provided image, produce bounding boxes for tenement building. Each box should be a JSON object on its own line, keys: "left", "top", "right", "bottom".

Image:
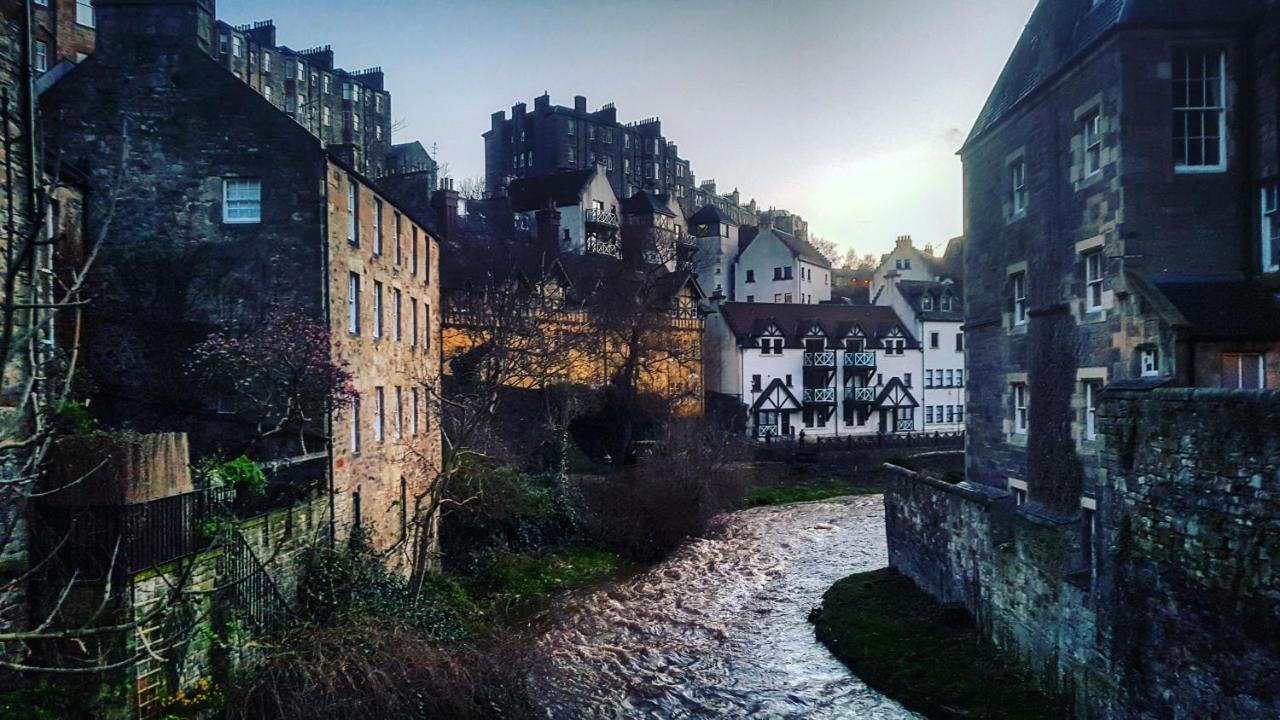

{"left": 703, "top": 302, "right": 923, "bottom": 439}
{"left": 42, "top": 0, "right": 443, "bottom": 561}
{"left": 30, "top": 0, "right": 97, "bottom": 77}
{"left": 485, "top": 93, "right": 693, "bottom": 202}
{"left": 885, "top": 2, "right": 1280, "bottom": 717}
{"left": 871, "top": 235, "right": 966, "bottom": 433}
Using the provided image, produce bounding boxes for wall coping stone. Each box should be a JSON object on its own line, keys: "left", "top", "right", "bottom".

{"left": 883, "top": 462, "right": 1009, "bottom": 507}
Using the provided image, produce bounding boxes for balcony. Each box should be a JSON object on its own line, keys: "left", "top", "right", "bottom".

{"left": 803, "top": 388, "right": 837, "bottom": 404}
{"left": 843, "top": 386, "right": 876, "bottom": 403}
{"left": 804, "top": 351, "right": 836, "bottom": 368}
{"left": 585, "top": 234, "right": 622, "bottom": 258}
{"left": 584, "top": 208, "right": 619, "bottom": 228}
{"left": 755, "top": 425, "right": 779, "bottom": 439}
{"left": 896, "top": 418, "right": 915, "bottom": 433}
{"left": 844, "top": 351, "right": 876, "bottom": 369}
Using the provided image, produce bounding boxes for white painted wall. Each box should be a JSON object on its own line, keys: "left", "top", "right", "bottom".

{"left": 920, "top": 320, "right": 966, "bottom": 432}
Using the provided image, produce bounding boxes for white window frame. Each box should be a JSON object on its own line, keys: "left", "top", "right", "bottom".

{"left": 75, "top": 0, "right": 94, "bottom": 27}
{"left": 372, "top": 281, "right": 384, "bottom": 338}
{"left": 347, "top": 273, "right": 360, "bottom": 335}
{"left": 34, "top": 40, "right": 47, "bottom": 72}
{"left": 1222, "top": 353, "right": 1265, "bottom": 389}
{"left": 1084, "top": 249, "right": 1104, "bottom": 311}
{"left": 1083, "top": 111, "right": 1102, "bottom": 177}
{"left": 394, "top": 386, "right": 403, "bottom": 439}
{"left": 410, "top": 388, "right": 419, "bottom": 435}
{"left": 1262, "top": 185, "right": 1279, "bottom": 273}
{"left": 262, "top": 52, "right": 271, "bottom": 72}
{"left": 1013, "top": 383, "right": 1028, "bottom": 434}
{"left": 347, "top": 178, "right": 359, "bottom": 244}
{"left": 1141, "top": 347, "right": 1159, "bottom": 377}
{"left": 350, "top": 396, "right": 361, "bottom": 453}
{"left": 393, "top": 288, "right": 402, "bottom": 342}
{"left": 222, "top": 178, "right": 262, "bottom": 224}
{"left": 373, "top": 198, "right": 383, "bottom": 255}
{"left": 1084, "top": 380, "right": 1100, "bottom": 441}
{"left": 1011, "top": 159, "right": 1028, "bottom": 215}
{"left": 1012, "top": 271, "right": 1027, "bottom": 325}
{"left": 1174, "top": 50, "right": 1227, "bottom": 173}
{"left": 374, "top": 387, "right": 385, "bottom": 443}
{"left": 232, "top": 35, "right": 243, "bottom": 58}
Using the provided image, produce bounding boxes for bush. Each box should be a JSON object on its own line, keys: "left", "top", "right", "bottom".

{"left": 44, "top": 401, "right": 96, "bottom": 436}
{"left": 226, "top": 618, "right": 536, "bottom": 720}
{"left": 217, "top": 455, "right": 267, "bottom": 493}
{"left": 0, "top": 681, "right": 76, "bottom": 720}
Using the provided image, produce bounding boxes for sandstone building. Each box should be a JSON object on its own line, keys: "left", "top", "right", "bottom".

{"left": 41, "top": 0, "right": 443, "bottom": 560}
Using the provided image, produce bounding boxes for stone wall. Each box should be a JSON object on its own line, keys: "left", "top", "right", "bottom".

{"left": 885, "top": 388, "right": 1280, "bottom": 718}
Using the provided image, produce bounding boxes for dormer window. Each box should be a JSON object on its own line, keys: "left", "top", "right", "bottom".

{"left": 1141, "top": 347, "right": 1160, "bottom": 377}
{"left": 941, "top": 294, "right": 953, "bottom": 312}
{"left": 759, "top": 337, "right": 784, "bottom": 355}
{"left": 922, "top": 295, "right": 934, "bottom": 311}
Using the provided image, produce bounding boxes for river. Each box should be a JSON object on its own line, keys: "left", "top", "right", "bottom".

{"left": 531, "top": 495, "right": 919, "bottom": 719}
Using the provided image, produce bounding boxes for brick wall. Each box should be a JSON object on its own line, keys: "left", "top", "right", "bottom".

{"left": 886, "top": 388, "right": 1280, "bottom": 718}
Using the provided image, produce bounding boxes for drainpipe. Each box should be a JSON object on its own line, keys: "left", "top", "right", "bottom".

{"left": 320, "top": 152, "right": 336, "bottom": 547}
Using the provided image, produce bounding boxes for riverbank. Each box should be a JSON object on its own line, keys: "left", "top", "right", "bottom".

{"left": 814, "top": 568, "right": 1069, "bottom": 720}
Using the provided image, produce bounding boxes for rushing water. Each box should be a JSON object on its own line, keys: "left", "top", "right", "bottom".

{"left": 532, "top": 496, "right": 919, "bottom": 720}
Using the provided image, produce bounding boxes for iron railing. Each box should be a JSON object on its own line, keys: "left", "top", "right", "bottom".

{"left": 584, "top": 208, "right": 619, "bottom": 227}
{"left": 219, "top": 529, "right": 294, "bottom": 635}
{"left": 896, "top": 418, "right": 916, "bottom": 432}
{"left": 585, "top": 235, "right": 622, "bottom": 258}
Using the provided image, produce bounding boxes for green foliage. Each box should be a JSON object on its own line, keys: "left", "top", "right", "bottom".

{"left": 155, "top": 677, "right": 224, "bottom": 719}
{"left": 744, "top": 483, "right": 880, "bottom": 507}
{"left": 814, "top": 568, "right": 1070, "bottom": 720}
{"left": 0, "top": 681, "right": 76, "bottom": 720}
{"left": 45, "top": 401, "right": 96, "bottom": 436}
{"left": 216, "top": 455, "right": 267, "bottom": 493}
{"left": 479, "top": 548, "right": 630, "bottom": 599}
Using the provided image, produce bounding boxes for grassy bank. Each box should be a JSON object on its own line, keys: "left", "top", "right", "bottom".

{"left": 814, "top": 568, "right": 1069, "bottom": 720}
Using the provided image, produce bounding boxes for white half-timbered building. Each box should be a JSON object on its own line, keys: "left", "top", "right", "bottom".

{"left": 704, "top": 302, "right": 925, "bottom": 439}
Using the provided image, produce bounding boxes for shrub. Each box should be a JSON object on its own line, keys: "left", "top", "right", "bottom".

{"left": 44, "top": 401, "right": 96, "bottom": 436}
{"left": 216, "top": 455, "right": 267, "bottom": 493}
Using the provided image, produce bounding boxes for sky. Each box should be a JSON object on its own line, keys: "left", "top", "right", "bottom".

{"left": 219, "top": 0, "right": 1038, "bottom": 260}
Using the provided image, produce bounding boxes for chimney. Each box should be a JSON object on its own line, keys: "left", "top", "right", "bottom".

{"left": 534, "top": 92, "right": 550, "bottom": 112}
{"left": 94, "top": 0, "right": 217, "bottom": 59}
{"left": 758, "top": 214, "right": 773, "bottom": 231}
{"left": 895, "top": 234, "right": 913, "bottom": 249}
{"left": 923, "top": 243, "right": 935, "bottom": 256}
{"left": 430, "top": 180, "right": 459, "bottom": 246}
{"left": 574, "top": 95, "right": 587, "bottom": 114}
{"left": 535, "top": 204, "right": 561, "bottom": 259}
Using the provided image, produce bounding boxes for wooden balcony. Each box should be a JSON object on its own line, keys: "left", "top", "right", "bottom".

{"left": 843, "top": 351, "right": 876, "bottom": 369}
{"left": 804, "top": 351, "right": 836, "bottom": 368}
{"left": 843, "top": 386, "right": 876, "bottom": 403}
{"left": 803, "top": 388, "right": 837, "bottom": 404}
{"left": 896, "top": 418, "right": 915, "bottom": 433}
{"left": 584, "top": 208, "right": 619, "bottom": 228}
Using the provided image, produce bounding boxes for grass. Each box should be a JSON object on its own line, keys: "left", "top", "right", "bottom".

{"left": 479, "top": 547, "right": 633, "bottom": 600}
{"left": 814, "top": 568, "right": 1070, "bottom": 720}
{"left": 744, "top": 482, "right": 880, "bottom": 507}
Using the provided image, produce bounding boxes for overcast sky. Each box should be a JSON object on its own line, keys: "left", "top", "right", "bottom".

{"left": 219, "top": 0, "right": 1037, "bottom": 259}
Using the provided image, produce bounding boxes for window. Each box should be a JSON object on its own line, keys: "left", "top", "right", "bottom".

{"left": 942, "top": 294, "right": 953, "bottom": 311}
{"left": 957, "top": 370, "right": 964, "bottom": 387}
{"left": 1083, "top": 111, "right": 1102, "bottom": 176}
{"left": 322, "top": 106, "right": 332, "bottom": 126}
{"left": 922, "top": 295, "right": 933, "bottom": 311}
{"left": 76, "top": 0, "right": 94, "bottom": 27}
{"left": 1263, "top": 185, "right": 1280, "bottom": 272}
{"left": 392, "top": 212, "right": 403, "bottom": 265}
{"left": 410, "top": 299, "right": 418, "bottom": 347}
{"left": 347, "top": 273, "right": 360, "bottom": 334}
{"left": 926, "top": 406, "right": 934, "bottom": 424}
{"left": 785, "top": 374, "right": 793, "bottom": 387}
{"left": 930, "top": 332, "right": 939, "bottom": 349}
{"left": 1141, "top": 347, "right": 1159, "bottom": 377}
{"left": 751, "top": 374, "right": 762, "bottom": 391}
{"left": 411, "top": 388, "right": 419, "bottom": 436}
{"left": 784, "top": 267, "right": 794, "bottom": 280}
{"left": 372, "top": 198, "right": 383, "bottom": 255}
{"left": 323, "top": 75, "right": 332, "bottom": 94}
{"left": 745, "top": 270, "right": 755, "bottom": 283}
{"left": 774, "top": 293, "right": 782, "bottom": 303}
{"left": 350, "top": 396, "right": 362, "bottom": 453}
{"left": 956, "top": 333, "right": 964, "bottom": 352}
{"left": 411, "top": 226, "right": 419, "bottom": 276}
{"left": 1011, "top": 159, "right": 1027, "bottom": 214}
{"left": 222, "top": 178, "right": 262, "bottom": 224}
{"left": 760, "top": 338, "right": 783, "bottom": 355}
{"left": 264, "top": 86, "right": 274, "bottom": 103}
{"left": 372, "top": 281, "right": 384, "bottom": 338}
{"left": 956, "top": 405, "right": 964, "bottom": 423}
{"left": 1174, "top": 49, "right": 1227, "bottom": 171}
{"left": 1084, "top": 250, "right": 1104, "bottom": 310}
{"left": 296, "top": 62, "right": 306, "bottom": 81}
{"left": 1009, "top": 479, "right": 1027, "bottom": 506}
{"left": 1013, "top": 383, "right": 1028, "bottom": 434}
{"left": 374, "top": 387, "right": 385, "bottom": 443}
{"left": 232, "top": 36, "right": 243, "bottom": 58}
{"left": 34, "top": 41, "right": 47, "bottom": 72}
{"left": 947, "top": 406, "right": 956, "bottom": 423}
{"left": 393, "top": 289, "right": 402, "bottom": 342}
{"left": 1012, "top": 271, "right": 1027, "bottom": 325}
{"left": 1082, "top": 505, "right": 1098, "bottom": 578}
{"left": 746, "top": 295, "right": 755, "bottom": 303}
{"left": 926, "top": 369, "right": 934, "bottom": 388}
{"left": 343, "top": 82, "right": 352, "bottom": 100}
{"left": 784, "top": 293, "right": 793, "bottom": 304}
{"left": 375, "top": 94, "right": 383, "bottom": 113}
{"left": 1083, "top": 380, "right": 1101, "bottom": 441}
{"left": 395, "top": 387, "right": 403, "bottom": 438}
{"left": 1223, "top": 353, "right": 1264, "bottom": 389}
{"left": 904, "top": 373, "right": 912, "bottom": 387}
{"left": 219, "top": 33, "right": 229, "bottom": 55}
{"left": 347, "top": 178, "right": 359, "bottom": 244}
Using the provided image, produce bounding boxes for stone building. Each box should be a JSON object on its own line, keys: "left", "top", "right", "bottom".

{"left": 484, "top": 93, "right": 693, "bottom": 203}
{"left": 30, "top": 0, "right": 96, "bottom": 75}
{"left": 703, "top": 302, "right": 924, "bottom": 439}
{"left": 886, "top": 1, "right": 1280, "bottom": 717}
{"left": 40, "top": 0, "right": 443, "bottom": 560}
{"left": 961, "top": 0, "right": 1280, "bottom": 514}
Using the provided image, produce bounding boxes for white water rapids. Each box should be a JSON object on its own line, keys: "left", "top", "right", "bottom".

{"left": 531, "top": 496, "right": 920, "bottom": 719}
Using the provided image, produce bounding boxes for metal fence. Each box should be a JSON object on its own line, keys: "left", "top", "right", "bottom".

{"left": 757, "top": 431, "right": 965, "bottom": 456}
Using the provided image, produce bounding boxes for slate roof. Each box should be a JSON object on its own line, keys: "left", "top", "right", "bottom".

{"left": 621, "top": 190, "right": 677, "bottom": 217}
{"left": 741, "top": 228, "right": 833, "bottom": 269}
{"left": 507, "top": 169, "right": 595, "bottom": 212}
{"left": 1150, "top": 277, "right": 1280, "bottom": 341}
{"left": 718, "top": 303, "right": 918, "bottom": 348}
{"left": 897, "top": 280, "right": 965, "bottom": 322}
{"left": 965, "top": 0, "right": 1265, "bottom": 149}
{"left": 687, "top": 204, "right": 731, "bottom": 227}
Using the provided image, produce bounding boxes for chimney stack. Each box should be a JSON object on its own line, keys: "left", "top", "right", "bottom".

{"left": 574, "top": 95, "right": 587, "bottom": 114}
{"left": 94, "top": 0, "right": 217, "bottom": 60}
{"left": 895, "top": 234, "right": 913, "bottom": 248}
{"left": 430, "top": 180, "right": 459, "bottom": 246}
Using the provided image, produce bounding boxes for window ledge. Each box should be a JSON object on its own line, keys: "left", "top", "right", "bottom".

{"left": 1006, "top": 433, "right": 1028, "bottom": 448}
{"left": 1005, "top": 211, "right": 1029, "bottom": 226}
{"left": 1175, "top": 164, "right": 1227, "bottom": 175}
{"left": 1008, "top": 322, "right": 1028, "bottom": 336}
{"left": 1076, "top": 171, "right": 1106, "bottom": 192}
{"left": 1079, "top": 308, "right": 1108, "bottom": 324}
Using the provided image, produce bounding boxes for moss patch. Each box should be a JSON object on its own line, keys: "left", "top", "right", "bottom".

{"left": 744, "top": 482, "right": 880, "bottom": 507}
{"left": 814, "top": 568, "right": 1069, "bottom": 720}
{"left": 479, "top": 548, "right": 632, "bottom": 599}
